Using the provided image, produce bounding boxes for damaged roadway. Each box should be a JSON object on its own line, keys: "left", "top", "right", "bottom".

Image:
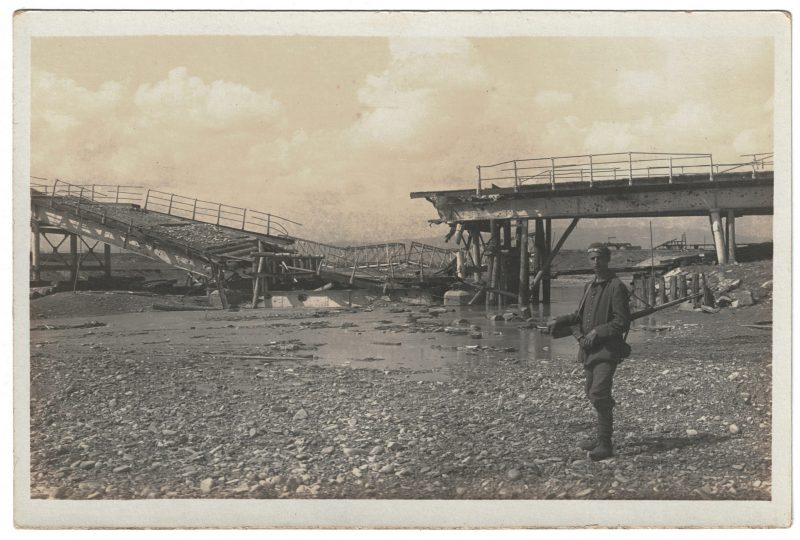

{"left": 28, "top": 260, "right": 773, "bottom": 500}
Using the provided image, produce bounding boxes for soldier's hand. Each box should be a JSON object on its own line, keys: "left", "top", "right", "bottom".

{"left": 583, "top": 329, "right": 598, "bottom": 349}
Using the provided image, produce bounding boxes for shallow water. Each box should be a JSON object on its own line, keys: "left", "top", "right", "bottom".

{"left": 30, "top": 282, "right": 650, "bottom": 383}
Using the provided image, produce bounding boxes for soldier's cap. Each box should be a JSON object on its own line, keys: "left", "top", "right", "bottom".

{"left": 587, "top": 242, "right": 611, "bottom": 255}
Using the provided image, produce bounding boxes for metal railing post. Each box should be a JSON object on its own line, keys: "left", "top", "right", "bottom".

{"left": 267, "top": 215, "right": 271, "bottom": 236}
{"left": 628, "top": 152, "right": 633, "bottom": 186}
{"left": 241, "top": 208, "right": 247, "bottom": 230}
{"left": 144, "top": 189, "right": 150, "bottom": 210}
{"left": 216, "top": 204, "right": 222, "bottom": 225}
{"left": 91, "top": 185, "right": 96, "bottom": 201}
{"left": 476, "top": 166, "right": 482, "bottom": 196}
{"left": 191, "top": 198, "right": 198, "bottom": 220}
{"left": 550, "top": 157, "right": 556, "bottom": 190}
{"left": 115, "top": 185, "right": 120, "bottom": 203}
{"left": 513, "top": 160, "right": 519, "bottom": 192}
{"left": 167, "top": 193, "right": 174, "bottom": 215}
{"left": 669, "top": 157, "right": 673, "bottom": 183}
{"left": 588, "top": 154, "right": 594, "bottom": 187}
{"left": 51, "top": 179, "right": 58, "bottom": 207}
{"left": 709, "top": 154, "right": 715, "bottom": 181}
{"left": 751, "top": 158, "right": 758, "bottom": 179}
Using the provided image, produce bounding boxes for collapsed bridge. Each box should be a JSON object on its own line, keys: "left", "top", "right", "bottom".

{"left": 30, "top": 180, "right": 457, "bottom": 307}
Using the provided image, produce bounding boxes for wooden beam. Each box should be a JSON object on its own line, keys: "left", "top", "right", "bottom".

{"left": 517, "top": 219, "right": 529, "bottom": 307}
{"left": 530, "top": 217, "right": 579, "bottom": 292}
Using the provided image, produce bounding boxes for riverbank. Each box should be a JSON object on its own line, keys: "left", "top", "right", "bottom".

{"left": 28, "top": 260, "right": 773, "bottom": 500}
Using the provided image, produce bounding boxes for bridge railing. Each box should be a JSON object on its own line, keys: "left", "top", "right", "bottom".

{"left": 32, "top": 177, "right": 144, "bottom": 204}
{"left": 714, "top": 153, "right": 774, "bottom": 177}
{"left": 141, "top": 189, "right": 302, "bottom": 238}
{"left": 476, "top": 152, "right": 719, "bottom": 193}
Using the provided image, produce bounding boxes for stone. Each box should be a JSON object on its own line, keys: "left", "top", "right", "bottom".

{"left": 761, "top": 280, "right": 773, "bottom": 290}
{"left": 48, "top": 486, "right": 67, "bottom": 499}
{"left": 320, "top": 446, "right": 334, "bottom": 455}
{"left": 292, "top": 408, "right": 308, "bottom": 421}
{"left": 112, "top": 465, "right": 131, "bottom": 473}
{"left": 686, "top": 429, "right": 698, "bottom": 437}
{"left": 716, "top": 278, "right": 742, "bottom": 293}
{"left": 731, "top": 290, "right": 755, "bottom": 307}
{"left": 369, "top": 445, "right": 385, "bottom": 456}
{"left": 200, "top": 478, "right": 214, "bottom": 493}
{"left": 79, "top": 461, "right": 96, "bottom": 470}
{"left": 469, "top": 332, "right": 482, "bottom": 339}
{"left": 575, "top": 488, "right": 594, "bottom": 497}
{"left": 729, "top": 424, "right": 741, "bottom": 435}
{"left": 502, "top": 312, "right": 519, "bottom": 322}
{"left": 443, "top": 290, "right": 471, "bottom": 306}
{"left": 506, "top": 468, "right": 521, "bottom": 480}
{"left": 378, "top": 464, "right": 395, "bottom": 474}
{"left": 487, "top": 314, "right": 503, "bottom": 321}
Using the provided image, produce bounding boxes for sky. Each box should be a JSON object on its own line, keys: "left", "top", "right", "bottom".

{"left": 28, "top": 28, "right": 776, "bottom": 245}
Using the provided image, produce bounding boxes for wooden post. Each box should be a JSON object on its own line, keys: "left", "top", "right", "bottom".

{"left": 471, "top": 225, "right": 482, "bottom": 283}
{"left": 252, "top": 241, "right": 264, "bottom": 307}
{"left": 709, "top": 209, "right": 728, "bottom": 264}
{"left": 678, "top": 273, "right": 687, "bottom": 299}
{"left": 216, "top": 266, "right": 230, "bottom": 310}
{"left": 104, "top": 244, "right": 111, "bottom": 278}
{"left": 486, "top": 220, "right": 499, "bottom": 310}
{"left": 532, "top": 218, "right": 544, "bottom": 305}
{"left": 32, "top": 221, "right": 41, "bottom": 281}
{"left": 517, "top": 219, "right": 529, "bottom": 307}
{"left": 647, "top": 275, "right": 656, "bottom": 307}
{"left": 701, "top": 273, "right": 714, "bottom": 307}
{"left": 668, "top": 275, "right": 677, "bottom": 302}
{"left": 456, "top": 250, "right": 465, "bottom": 279}
{"left": 192, "top": 198, "right": 198, "bottom": 220}
{"left": 691, "top": 273, "right": 700, "bottom": 308}
{"left": 530, "top": 217, "right": 579, "bottom": 294}
{"left": 658, "top": 276, "right": 666, "bottom": 305}
{"left": 727, "top": 210, "right": 737, "bottom": 263}
{"left": 542, "top": 218, "right": 552, "bottom": 304}
{"left": 69, "top": 233, "right": 79, "bottom": 284}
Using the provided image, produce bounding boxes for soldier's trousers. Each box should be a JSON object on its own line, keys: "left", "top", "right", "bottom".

{"left": 584, "top": 361, "right": 617, "bottom": 408}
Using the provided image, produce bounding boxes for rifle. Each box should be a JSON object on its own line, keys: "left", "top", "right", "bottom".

{"left": 540, "top": 292, "right": 704, "bottom": 339}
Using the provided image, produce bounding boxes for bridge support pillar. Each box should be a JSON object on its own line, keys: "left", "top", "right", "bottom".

{"left": 104, "top": 244, "right": 112, "bottom": 278}
{"left": 709, "top": 209, "right": 728, "bottom": 265}
{"left": 472, "top": 225, "right": 482, "bottom": 283}
{"left": 543, "top": 219, "right": 552, "bottom": 303}
{"left": 726, "top": 210, "right": 737, "bottom": 263}
{"left": 31, "top": 221, "right": 41, "bottom": 281}
{"left": 517, "top": 219, "right": 529, "bottom": 308}
{"left": 532, "top": 218, "right": 544, "bottom": 305}
{"left": 486, "top": 220, "right": 499, "bottom": 310}
{"left": 69, "top": 233, "right": 79, "bottom": 283}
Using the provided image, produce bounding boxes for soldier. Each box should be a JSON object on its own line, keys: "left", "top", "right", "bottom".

{"left": 548, "top": 242, "right": 631, "bottom": 460}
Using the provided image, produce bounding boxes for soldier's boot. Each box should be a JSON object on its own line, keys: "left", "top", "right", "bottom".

{"left": 589, "top": 401, "right": 614, "bottom": 461}
{"left": 578, "top": 437, "right": 597, "bottom": 451}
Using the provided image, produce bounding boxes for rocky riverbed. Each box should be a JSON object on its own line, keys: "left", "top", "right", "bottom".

{"left": 28, "top": 262, "right": 774, "bottom": 501}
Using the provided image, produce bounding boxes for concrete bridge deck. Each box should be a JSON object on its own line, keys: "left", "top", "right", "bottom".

{"left": 410, "top": 151, "right": 774, "bottom": 307}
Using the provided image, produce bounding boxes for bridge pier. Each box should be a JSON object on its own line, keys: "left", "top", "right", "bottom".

{"left": 709, "top": 209, "right": 728, "bottom": 265}
{"left": 726, "top": 210, "right": 737, "bottom": 263}
{"left": 517, "top": 219, "right": 529, "bottom": 308}
{"left": 31, "top": 222, "right": 41, "bottom": 281}
{"left": 69, "top": 233, "right": 79, "bottom": 284}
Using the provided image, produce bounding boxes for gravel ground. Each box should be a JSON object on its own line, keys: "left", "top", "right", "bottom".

{"left": 28, "top": 261, "right": 774, "bottom": 501}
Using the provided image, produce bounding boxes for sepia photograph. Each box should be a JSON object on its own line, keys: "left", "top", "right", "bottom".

{"left": 11, "top": 8, "right": 792, "bottom": 529}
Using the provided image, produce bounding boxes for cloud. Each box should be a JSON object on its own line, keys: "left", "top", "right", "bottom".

{"left": 134, "top": 67, "right": 281, "bottom": 129}
{"left": 349, "top": 37, "right": 488, "bottom": 150}
{"left": 534, "top": 89, "right": 573, "bottom": 107}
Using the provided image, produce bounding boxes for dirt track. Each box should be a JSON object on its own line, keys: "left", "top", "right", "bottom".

{"left": 28, "top": 262, "right": 773, "bottom": 500}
